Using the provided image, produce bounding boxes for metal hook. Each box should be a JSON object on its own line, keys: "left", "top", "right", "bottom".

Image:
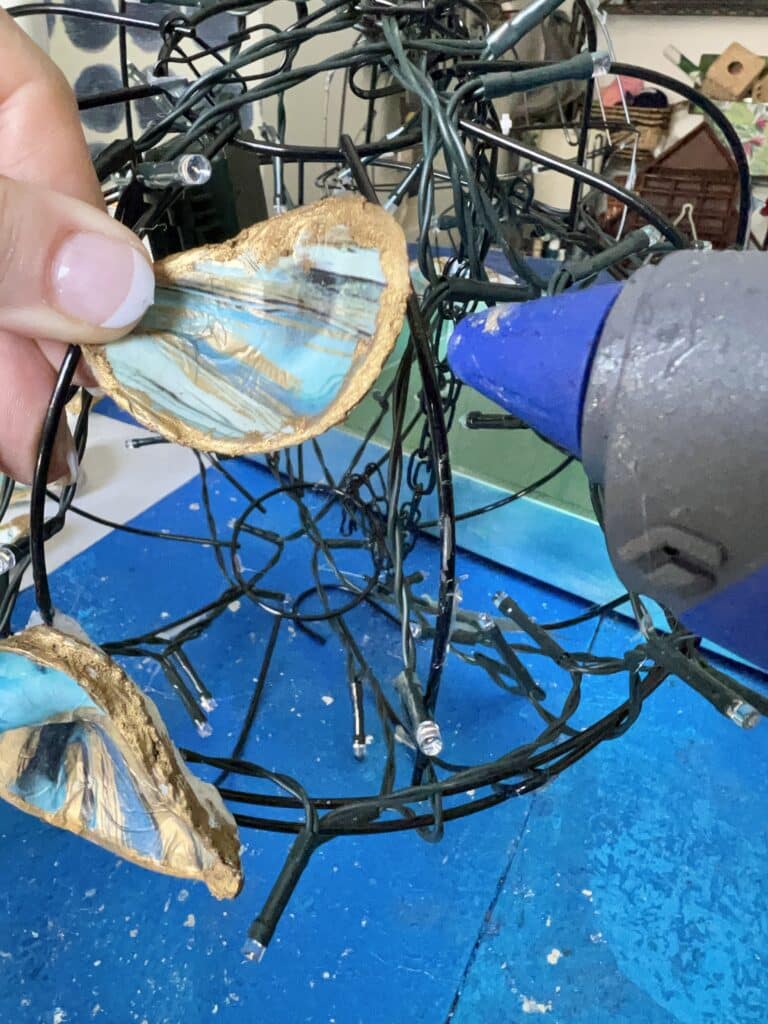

{"left": 673, "top": 202, "right": 699, "bottom": 242}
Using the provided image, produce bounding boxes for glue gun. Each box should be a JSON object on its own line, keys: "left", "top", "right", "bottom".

{"left": 447, "top": 250, "right": 768, "bottom": 671}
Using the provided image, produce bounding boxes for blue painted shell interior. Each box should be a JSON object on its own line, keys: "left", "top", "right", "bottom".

{"left": 0, "top": 650, "right": 200, "bottom": 866}
{"left": 107, "top": 236, "right": 388, "bottom": 441}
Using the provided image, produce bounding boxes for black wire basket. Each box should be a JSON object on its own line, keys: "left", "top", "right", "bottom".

{"left": 2, "top": 0, "right": 758, "bottom": 955}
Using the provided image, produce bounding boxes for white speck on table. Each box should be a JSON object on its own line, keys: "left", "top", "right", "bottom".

{"left": 521, "top": 995, "right": 553, "bottom": 1014}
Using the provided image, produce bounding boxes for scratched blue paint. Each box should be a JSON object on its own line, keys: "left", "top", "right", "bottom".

{"left": 0, "top": 450, "right": 594, "bottom": 1023}
{"left": 0, "top": 416, "right": 766, "bottom": 1022}
{"left": 451, "top": 615, "right": 768, "bottom": 1024}
{"left": 105, "top": 239, "right": 387, "bottom": 442}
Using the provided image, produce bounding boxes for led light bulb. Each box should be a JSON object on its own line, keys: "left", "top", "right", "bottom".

{"left": 726, "top": 700, "right": 760, "bottom": 730}
{"left": 137, "top": 153, "right": 212, "bottom": 189}
{"left": 415, "top": 720, "right": 443, "bottom": 758}
{"left": 0, "top": 547, "right": 16, "bottom": 575}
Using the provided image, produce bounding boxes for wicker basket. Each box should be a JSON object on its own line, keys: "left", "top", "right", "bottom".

{"left": 591, "top": 103, "right": 673, "bottom": 159}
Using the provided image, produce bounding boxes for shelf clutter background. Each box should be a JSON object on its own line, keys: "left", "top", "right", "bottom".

{"left": 605, "top": 10, "right": 768, "bottom": 248}
{"left": 8, "top": 1, "right": 767, "bottom": 248}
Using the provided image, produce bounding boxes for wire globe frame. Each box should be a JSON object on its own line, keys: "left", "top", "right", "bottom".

{"left": 4, "top": 0, "right": 757, "bottom": 953}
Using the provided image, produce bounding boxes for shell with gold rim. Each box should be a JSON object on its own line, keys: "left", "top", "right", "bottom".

{"left": 0, "top": 627, "right": 242, "bottom": 899}
{"left": 83, "top": 197, "right": 410, "bottom": 454}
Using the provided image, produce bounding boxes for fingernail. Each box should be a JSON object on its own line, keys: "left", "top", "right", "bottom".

{"left": 52, "top": 233, "right": 155, "bottom": 329}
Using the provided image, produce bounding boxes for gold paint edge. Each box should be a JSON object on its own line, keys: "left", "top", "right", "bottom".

{"left": 0, "top": 513, "right": 30, "bottom": 543}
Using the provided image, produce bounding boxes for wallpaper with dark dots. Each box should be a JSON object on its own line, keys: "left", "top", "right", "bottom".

{"left": 63, "top": 0, "right": 117, "bottom": 51}
{"left": 43, "top": 0, "right": 248, "bottom": 159}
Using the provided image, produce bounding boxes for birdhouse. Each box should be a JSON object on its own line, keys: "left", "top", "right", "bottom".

{"left": 630, "top": 122, "right": 740, "bottom": 249}
{"left": 702, "top": 42, "right": 766, "bottom": 102}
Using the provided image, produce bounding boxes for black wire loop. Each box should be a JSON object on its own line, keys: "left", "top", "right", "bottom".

{"left": 8, "top": 0, "right": 758, "bottom": 955}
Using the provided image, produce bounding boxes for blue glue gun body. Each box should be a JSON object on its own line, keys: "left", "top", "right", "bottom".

{"left": 448, "top": 251, "right": 768, "bottom": 671}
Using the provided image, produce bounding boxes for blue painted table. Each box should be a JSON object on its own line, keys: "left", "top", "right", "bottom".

{"left": 0, "top": 407, "right": 765, "bottom": 1024}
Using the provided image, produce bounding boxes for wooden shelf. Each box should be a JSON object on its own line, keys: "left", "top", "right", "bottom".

{"left": 604, "top": 1, "right": 768, "bottom": 14}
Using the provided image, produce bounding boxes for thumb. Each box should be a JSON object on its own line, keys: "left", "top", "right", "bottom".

{"left": 0, "top": 175, "right": 155, "bottom": 343}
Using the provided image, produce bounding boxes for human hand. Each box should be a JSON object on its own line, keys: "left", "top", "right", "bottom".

{"left": 0, "top": 9, "right": 155, "bottom": 483}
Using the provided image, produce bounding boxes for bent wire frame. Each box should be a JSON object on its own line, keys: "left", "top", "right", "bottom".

{"left": 2, "top": 0, "right": 757, "bottom": 956}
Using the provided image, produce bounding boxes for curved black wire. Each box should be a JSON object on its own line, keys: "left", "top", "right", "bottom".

{"left": 13, "top": 0, "right": 758, "bottom": 958}
{"left": 29, "top": 346, "right": 81, "bottom": 625}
